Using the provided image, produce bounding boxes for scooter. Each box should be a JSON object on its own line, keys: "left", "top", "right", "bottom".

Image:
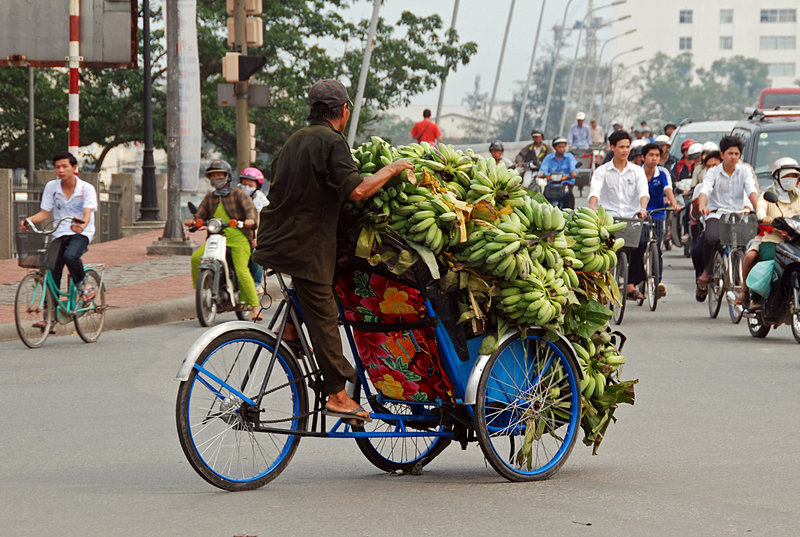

{"left": 187, "top": 202, "right": 254, "bottom": 327}
{"left": 746, "top": 191, "right": 800, "bottom": 342}
{"left": 517, "top": 160, "right": 541, "bottom": 191}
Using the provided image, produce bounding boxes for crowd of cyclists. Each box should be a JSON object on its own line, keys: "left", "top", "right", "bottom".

{"left": 485, "top": 113, "right": 800, "bottom": 317}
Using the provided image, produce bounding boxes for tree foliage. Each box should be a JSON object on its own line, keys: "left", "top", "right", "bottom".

{"left": 633, "top": 52, "right": 769, "bottom": 125}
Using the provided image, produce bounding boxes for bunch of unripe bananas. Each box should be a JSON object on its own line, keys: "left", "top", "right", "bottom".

{"left": 572, "top": 330, "right": 626, "bottom": 400}
{"left": 494, "top": 267, "right": 571, "bottom": 325}
{"left": 566, "top": 206, "right": 628, "bottom": 273}
{"left": 351, "top": 136, "right": 397, "bottom": 175}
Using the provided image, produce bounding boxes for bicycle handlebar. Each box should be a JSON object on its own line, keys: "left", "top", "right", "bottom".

{"left": 24, "top": 216, "right": 84, "bottom": 235}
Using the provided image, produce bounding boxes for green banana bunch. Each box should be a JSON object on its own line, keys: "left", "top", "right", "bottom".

{"left": 565, "top": 206, "right": 625, "bottom": 274}
{"left": 494, "top": 271, "right": 571, "bottom": 326}
{"left": 351, "top": 136, "right": 397, "bottom": 175}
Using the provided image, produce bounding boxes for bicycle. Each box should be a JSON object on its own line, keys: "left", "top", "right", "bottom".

{"left": 14, "top": 217, "right": 106, "bottom": 348}
{"left": 707, "top": 210, "right": 757, "bottom": 324}
{"left": 608, "top": 216, "right": 644, "bottom": 325}
{"left": 636, "top": 208, "right": 672, "bottom": 312}
{"left": 174, "top": 262, "right": 584, "bottom": 490}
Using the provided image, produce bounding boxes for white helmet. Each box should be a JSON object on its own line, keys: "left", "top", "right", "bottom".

{"left": 654, "top": 134, "right": 670, "bottom": 145}
{"left": 687, "top": 143, "right": 703, "bottom": 158}
{"left": 702, "top": 141, "right": 718, "bottom": 153}
{"left": 772, "top": 156, "right": 800, "bottom": 180}
{"left": 630, "top": 139, "right": 647, "bottom": 149}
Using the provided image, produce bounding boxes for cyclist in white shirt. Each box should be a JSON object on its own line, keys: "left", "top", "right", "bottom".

{"left": 589, "top": 130, "right": 649, "bottom": 299}
{"left": 20, "top": 151, "right": 98, "bottom": 300}
{"left": 696, "top": 136, "right": 759, "bottom": 298}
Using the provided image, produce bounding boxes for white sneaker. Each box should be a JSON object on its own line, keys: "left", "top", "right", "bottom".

{"left": 255, "top": 285, "right": 264, "bottom": 295}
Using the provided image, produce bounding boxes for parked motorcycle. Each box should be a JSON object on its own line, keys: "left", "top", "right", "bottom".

{"left": 187, "top": 202, "right": 254, "bottom": 327}
{"left": 746, "top": 191, "right": 800, "bottom": 342}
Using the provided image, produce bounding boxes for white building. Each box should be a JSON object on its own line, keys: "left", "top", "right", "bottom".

{"left": 610, "top": 1, "right": 800, "bottom": 87}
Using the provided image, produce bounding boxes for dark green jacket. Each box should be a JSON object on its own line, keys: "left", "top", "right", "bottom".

{"left": 254, "top": 120, "right": 362, "bottom": 284}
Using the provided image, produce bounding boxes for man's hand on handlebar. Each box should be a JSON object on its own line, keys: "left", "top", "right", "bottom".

{"left": 244, "top": 218, "right": 255, "bottom": 229}
{"left": 69, "top": 218, "right": 86, "bottom": 234}
{"left": 638, "top": 209, "right": 648, "bottom": 219}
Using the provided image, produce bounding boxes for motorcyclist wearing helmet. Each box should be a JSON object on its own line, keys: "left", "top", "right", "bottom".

{"left": 628, "top": 139, "right": 647, "bottom": 166}
{"left": 739, "top": 157, "right": 800, "bottom": 308}
{"left": 690, "top": 142, "right": 719, "bottom": 189}
{"left": 489, "top": 140, "right": 514, "bottom": 168}
{"left": 514, "top": 129, "right": 550, "bottom": 168}
{"left": 537, "top": 136, "right": 578, "bottom": 208}
{"left": 654, "top": 134, "right": 678, "bottom": 181}
{"left": 679, "top": 142, "right": 703, "bottom": 182}
{"left": 185, "top": 159, "right": 260, "bottom": 312}
{"left": 675, "top": 138, "right": 696, "bottom": 180}
{"left": 663, "top": 122, "right": 677, "bottom": 138}
{"left": 239, "top": 167, "right": 269, "bottom": 308}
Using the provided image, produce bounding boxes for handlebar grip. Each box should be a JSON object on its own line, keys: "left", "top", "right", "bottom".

{"left": 73, "top": 218, "right": 85, "bottom": 224}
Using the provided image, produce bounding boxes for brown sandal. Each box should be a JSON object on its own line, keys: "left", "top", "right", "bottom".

{"left": 696, "top": 278, "right": 709, "bottom": 302}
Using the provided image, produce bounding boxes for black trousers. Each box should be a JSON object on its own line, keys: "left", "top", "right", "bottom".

{"left": 702, "top": 218, "right": 721, "bottom": 276}
{"left": 292, "top": 276, "right": 357, "bottom": 395}
{"left": 628, "top": 229, "right": 647, "bottom": 286}
{"left": 49, "top": 234, "right": 89, "bottom": 290}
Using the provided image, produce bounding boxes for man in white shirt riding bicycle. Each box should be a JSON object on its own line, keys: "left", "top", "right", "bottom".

{"left": 588, "top": 130, "right": 649, "bottom": 300}
{"left": 19, "top": 151, "right": 98, "bottom": 301}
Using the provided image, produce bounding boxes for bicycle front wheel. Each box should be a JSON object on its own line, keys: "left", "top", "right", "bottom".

{"left": 646, "top": 241, "right": 659, "bottom": 311}
{"left": 15, "top": 273, "right": 55, "bottom": 349}
{"left": 176, "top": 329, "right": 308, "bottom": 491}
{"left": 708, "top": 251, "right": 724, "bottom": 319}
{"left": 612, "top": 251, "right": 628, "bottom": 325}
{"left": 728, "top": 249, "right": 744, "bottom": 324}
{"left": 74, "top": 269, "right": 106, "bottom": 343}
{"left": 474, "top": 331, "right": 581, "bottom": 481}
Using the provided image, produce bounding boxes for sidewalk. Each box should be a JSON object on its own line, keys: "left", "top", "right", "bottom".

{"left": 0, "top": 229, "right": 276, "bottom": 343}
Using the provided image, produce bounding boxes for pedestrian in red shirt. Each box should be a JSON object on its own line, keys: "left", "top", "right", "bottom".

{"left": 410, "top": 109, "right": 442, "bottom": 145}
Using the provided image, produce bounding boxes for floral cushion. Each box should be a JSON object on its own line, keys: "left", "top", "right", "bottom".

{"left": 335, "top": 268, "right": 453, "bottom": 403}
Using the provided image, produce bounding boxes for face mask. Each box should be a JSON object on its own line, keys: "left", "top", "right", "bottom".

{"left": 240, "top": 185, "right": 256, "bottom": 196}
{"left": 210, "top": 178, "right": 229, "bottom": 190}
{"left": 779, "top": 177, "right": 799, "bottom": 192}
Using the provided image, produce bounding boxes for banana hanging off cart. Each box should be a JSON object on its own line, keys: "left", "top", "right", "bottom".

{"left": 174, "top": 139, "right": 639, "bottom": 490}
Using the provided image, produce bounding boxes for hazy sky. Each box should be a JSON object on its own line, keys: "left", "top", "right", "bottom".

{"left": 341, "top": 0, "right": 618, "bottom": 108}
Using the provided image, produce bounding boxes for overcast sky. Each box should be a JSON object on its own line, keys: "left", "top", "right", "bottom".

{"left": 341, "top": 0, "right": 617, "bottom": 109}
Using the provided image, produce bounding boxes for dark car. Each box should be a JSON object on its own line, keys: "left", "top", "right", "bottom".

{"left": 731, "top": 113, "right": 800, "bottom": 190}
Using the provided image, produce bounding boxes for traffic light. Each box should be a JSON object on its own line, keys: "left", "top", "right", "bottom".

{"left": 222, "top": 52, "right": 267, "bottom": 82}
{"left": 249, "top": 123, "right": 257, "bottom": 163}
{"left": 226, "top": 0, "right": 264, "bottom": 48}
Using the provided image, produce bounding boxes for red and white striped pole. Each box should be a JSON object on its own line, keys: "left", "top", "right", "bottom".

{"left": 68, "top": 0, "right": 80, "bottom": 157}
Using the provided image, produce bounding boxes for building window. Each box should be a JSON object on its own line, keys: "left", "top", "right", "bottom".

{"left": 760, "top": 9, "right": 797, "bottom": 23}
{"left": 720, "top": 9, "right": 733, "bottom": 23}
{"left": 679, "top": 9, "right": 693, "bottom": 23}
{"left": 679, "top": 37, "right": 692, "bottom": 50}
{"left": 720, "top": 36, "right": 733, "bottom": 50}
{"left": 760, "top": 36, "right": 797, "bottom": 49}
{"left": 768, "top": 62, "right": 796, "bottom": 77}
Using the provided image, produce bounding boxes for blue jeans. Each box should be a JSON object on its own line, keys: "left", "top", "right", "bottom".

{"left": 49, "top": 234, "right": 89, "bottom": 290}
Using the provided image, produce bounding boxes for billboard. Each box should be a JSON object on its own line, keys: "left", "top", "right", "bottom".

{"left": 0, "top": 0, "right": 136, "bottom": 68}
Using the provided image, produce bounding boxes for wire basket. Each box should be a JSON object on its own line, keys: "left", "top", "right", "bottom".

{"left": 15, "top": 232, "right": 47, "bottom": 268}
{"left": 612, "top": 217, "right": 643, "bottom": 248}
{"left": 718, "top": 213, "right": 757, "bottom": 247}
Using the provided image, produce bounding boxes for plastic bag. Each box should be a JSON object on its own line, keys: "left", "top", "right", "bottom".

{"left": 746, "top": 260, "right": 774, "bottom": 298}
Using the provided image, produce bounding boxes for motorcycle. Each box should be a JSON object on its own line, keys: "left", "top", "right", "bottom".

{"left": 517, "top": 160, "right": 541, "bottom": 192}
{"left": 746, "top": 190, "right": 800, "bottom": 342}
{"left": 187, "top": 202, "right": 254, "bottom": 327}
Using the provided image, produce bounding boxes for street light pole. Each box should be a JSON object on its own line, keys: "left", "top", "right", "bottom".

{"left": 540, "top": 0, "right": 574, "bottom": 136}
{"left": 484, "top": 0, "right": 516, "bottom": 141}
{"left": 587, "top": 29, "right": 636, "bottom": 119}
{"left": 514, "top": 0, "right": 546, "bottom": 142}
{"left": 139, "top": 0, "right": 159, "bottom": 221}
{"left": 435, "top": 0, "right": 460, "bottom": 126}
{"left": 347, "top": 0, "right": 382, "bottom": 146}
{"left": 600, "top": 58, "right": 645, "bottom": 126}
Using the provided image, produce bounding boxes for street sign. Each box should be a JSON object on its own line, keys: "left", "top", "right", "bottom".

{"left": 217, "top": 84, "right": 270, "bottom": 107}
{"left": 0, "top": 0, "right": 136, "bottom": 68}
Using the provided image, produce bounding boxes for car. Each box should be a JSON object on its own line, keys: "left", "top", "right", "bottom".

{"left": 731, "top": 114, "right": 800, "bottom": 190}
{"left": 668, "top": 119, "right": 738, "bottom": 161}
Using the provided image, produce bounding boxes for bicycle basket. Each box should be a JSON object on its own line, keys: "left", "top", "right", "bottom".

{"left": 612, "top": 217, "right": 643, "bottom": 248}
{"left": 718, "top": 213, "right": 757, "bottom": 247}
{"left": 15, "top": 232, "right": 47, "bottom": 268}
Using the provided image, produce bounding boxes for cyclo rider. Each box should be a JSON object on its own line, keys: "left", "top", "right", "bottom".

{"left": 695, "top": 135, "right": 759, "bottom": 301}
{"left": 537, "top": 136, "right": 578, "bottom": 209}
{"left": 588, "top": 130, "right": 650, "bottom": 300}
{"left": 254, "top": 79, "right": 414, "bottom": 424}
{"left": 740, "top": 157, "right": 800, "bottom": 309}
{"left": 185, "top": 159, "right": 260, "bottom": 314}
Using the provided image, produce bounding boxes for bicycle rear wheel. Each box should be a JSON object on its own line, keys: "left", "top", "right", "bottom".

{"left": 728, "top": 249, "right": 744, "bottom": 324}
{"left": 15, "top": 273, "right": 55, "bottom": 349}
{"left": 612, "top": 251, "right": 628, "bottom": 325}
{"left": 74, "top": 269, "right": 106, "bottom": 343}
{"left": 646, "top": 242, "right": 659, "bottom": 311}
{"left": 176, "top": 329, "right": 307, "bottom": 491}
{"left": 708, "top": 251, "right": 724, "bottom": 319}
{"left": 473, "top": 331, "right": 581, "bottom": 481}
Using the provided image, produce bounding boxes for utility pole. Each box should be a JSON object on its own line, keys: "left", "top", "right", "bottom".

{"left": 28, "top": 66, "right": 34, "bottom": 185}
{"left": 347, "top": 0, "right": 382, "bottom": 146}
{"left": 139, "top": 0, "right": 159, "bottom": 221}
{"left": 515, "top": 0, "right": 546, "bottom": 142}
{"left": 234, "top": 0, "right": 250, "bottom": 173}
{"left": 484, "top": 0, "right": 516, "bottom": 142}
{"left": 435, "top": 0, "right": 460, "bottom": 126}
{"left": 540, "top": 0, "right": 574, "bottom": 136}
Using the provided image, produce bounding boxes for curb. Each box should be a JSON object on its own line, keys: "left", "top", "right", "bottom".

{"left": 0, "top": 295, "right": 197, "bottom": 344}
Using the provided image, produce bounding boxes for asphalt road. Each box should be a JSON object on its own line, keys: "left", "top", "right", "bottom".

{"left": 1, "top": 248, "right": 799, "bottom": 537}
